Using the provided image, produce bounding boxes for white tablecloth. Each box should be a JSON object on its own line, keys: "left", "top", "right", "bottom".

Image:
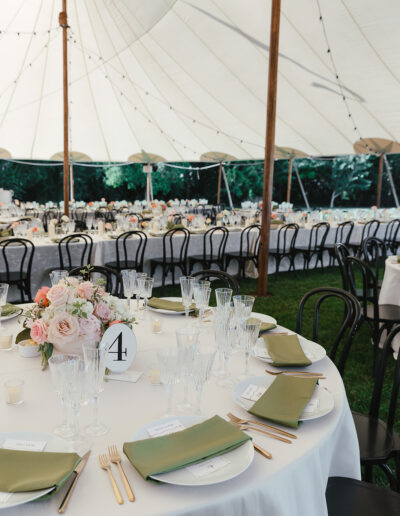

{"left": 0, "top": 307, "right": 360, "bottom": 516}
{"left": 379, "top": 256, "right": 400, "bottom": 356}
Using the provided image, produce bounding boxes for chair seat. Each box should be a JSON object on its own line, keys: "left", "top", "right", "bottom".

{"left": 269, "top": 249, "right": 292, "bottom": 255}
{"left": 366, "top": 303, "right": 400, "bottom": 322}
{"left": 326, "top": 476, "right": 400, "bottom": 515}
{"left": 352, "top": 412, "right": 396, "bottom": 463}
{"left": 294, "top": 246, "right": 321, "bottom": 252}
{"left": 0, "top": 271, "right": 28, "bottom": 283}
{"left": 105, "top": 261, "right": 138, "bottom": 270}
{"left": 188, "top": 255, "right": 222, "bottom": 263}
{"left": 225, "top": 251, "right": 255, "bottom": 259}
{"left": 150, "top": 257, "right": 186, "bottom": 264}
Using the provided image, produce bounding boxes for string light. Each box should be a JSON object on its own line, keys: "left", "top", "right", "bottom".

{"left": 0, "top": 27, "right": 59, "bottom": 36}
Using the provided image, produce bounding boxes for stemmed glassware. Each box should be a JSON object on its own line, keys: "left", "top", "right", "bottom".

{"left": 48, "top": 354, "right": 74, "bottom": 438}
{"left": 191, "top": 343, "right": 216, "bottom": 415}
{"left": 0, "top": 283, "right": 9, "bottom": 333}
{"left": 193, "top": 283, "right": 211, "bottom": 324}
{"left": 176, "top": 327, "right": 199, "bottom": 412}
{"left": 138, "top": 276, "right": 154, "bottom": 319}
{"left": 238, "top": 318, "right": 261, "bottom": 380}
{"left": 215, "top": 288, "right": 233, "bottom": 309}
{"left": 180, "top": 276, "right": 195, "bottom": 321}
{"left": 82, "top": 342, "right": 109, "bottom": 436}
{"left": 133, "top": 272, "right": 147, "bottom": 313}
{"left": 49, "top": 270, "right": 68, "bottom": 286}
{"left": 213, "top": 307, "right": 236, "bottom": 387}
{"left": 157, "top": 346, "right": 180, "bottom": 417}
{"left": 233, "top": 295, "right": 255, "bottom": 323}
{"left": 121, "top": 269, "right": 136, "bottom": 312}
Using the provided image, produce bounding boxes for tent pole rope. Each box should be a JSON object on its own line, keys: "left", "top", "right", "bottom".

{"left": 383, "top": 154, "right": 399, "bottom": 208}
{"left": 222, "top": 166, "right": 233, "bottom": 209}
{"left": 293, "top": 160, "right": 310, "bottom": 210}
{"left": 286, "top": 157, "right": 293, "bottom": 203}
{"left": 60, "top": 0, "right": 69, "bottom": 216}
{"left": 217, "top": 161, "right": 222, "bottom": 205}
{"left": 376, "top": 153, "right": 384, "bottom": 208}
{"left": 257, "top": 0, "right": 281, "bottom": 297}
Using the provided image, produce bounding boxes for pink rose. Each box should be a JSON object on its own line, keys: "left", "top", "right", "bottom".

{"left": 77, "top": 281, "right": 94, "bottom": 300}
{"left": 47, "top": 312, "right": 80, "bottom": 351}
{"left": 79, "top": 314, "right": 101, "bottom": 342}
{"left": 47, "top": 284, "right": 69, "bottom": 308}
{"left": 93, "top": 301, "right": 112, "bottom": 322}
{"left": 30, "top": 320, "right": 48, "bottom": 344}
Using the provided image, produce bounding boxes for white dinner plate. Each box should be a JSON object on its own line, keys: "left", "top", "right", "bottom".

{"left": 0, "top": 431, "right": 73, "bottom": 509}
{"left": 128, "top": 416, "right": 254, "bottom": 486}
{"left": 147, "top": 297, "right": 191, "bottom": 316}
{"left": 254, "top": 333, "right": 326, "bottom": 364}
{"left": 0, "top": 308, "right": 23, "bottom": 322}
{"left": 233, "top": 376, "right": 334, "bottom": 422}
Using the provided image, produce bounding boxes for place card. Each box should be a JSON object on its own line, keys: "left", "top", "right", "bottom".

{"left": 302, "top": 398, "right": 319, "bottom": 414}
{"left": 0, "top": 492, "right": 12, "bottom": 503}
{"left": 147, "top": 420, "right": 186, "bottom": 438}
{"left": 105, "top": 371, "right": 143, "bottom": 383}
{"left": 186, "top": 456, "right": 230, "bottom": 478}
{"left": 2, "top": 439, "right": 46, "bottom": 451}
{"left": 241, "top": 384, "right": 267, "bottom": 402}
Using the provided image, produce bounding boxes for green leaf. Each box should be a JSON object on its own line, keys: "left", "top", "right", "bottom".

{"left": 15, "top": 328, "right": 31, "bottom": 344}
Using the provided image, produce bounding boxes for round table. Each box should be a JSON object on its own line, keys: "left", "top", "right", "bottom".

{"left": 0, "top": 306, "right": 360, "bottom": 516}
{"left": 379, "top": 256, "right": 400, "bottom": 357}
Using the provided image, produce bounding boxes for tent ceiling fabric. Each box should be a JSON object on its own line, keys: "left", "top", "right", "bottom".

{"left": 0, "top": 0, "right": 399, "bottom": 161}
{"left": 353, "top": 138, "right": 400, "bottom": 155}
{"left": 50, "top": 151, "right": 92, "bottom": 162}
{"left": 128, "top": 152, "right": 166, "bottom": 163}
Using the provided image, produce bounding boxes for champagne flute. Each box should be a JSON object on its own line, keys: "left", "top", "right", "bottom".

{"left": 191, "top": 344, "right": 216, "bottom": 415}
{"left": 133, "top": 272, "right": 147, "bottom": 313}
{"left": 238, "top": 318, "right": 261, "bottom": 380}
{"left": 180, "top": 276, "right": 195, "bottom": 321}
{"left": 0, "top": 283, "right": 9, "bottom": 333}
{"left": 157, "top": 346, "right": 180, "bottom": 417}
{"left": 48, "top": 355, "right": 74, "bottom": 438}
{"left": 121, "top": 269, "right": 136, "bottom": 312}
{"left": 193, "top": 284, "right": 211, "bottom": 324}
{"left": 49, "top": 270, "right": 68, "bottom": 286}
{"left": 176, "top": 327, "right": 199, "bottom": 412}
{"left": 138, "top": 276, "right": 154, "bottom": 319}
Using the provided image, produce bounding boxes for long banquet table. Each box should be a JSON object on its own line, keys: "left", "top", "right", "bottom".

{"left": 0, "top": 305, "right": 360, "bottom": 516}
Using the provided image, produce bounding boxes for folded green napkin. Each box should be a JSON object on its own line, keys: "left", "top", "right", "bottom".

{"left": 259, "top": 322, "right": 277, "bottom": 333}
{"left": 0, "top": 449, "right": 81, "bottom": 493}
{"left": 248, "top": 375, "right": 318, "bottom": 428}
{"left": 123, "top": 415, "right": 251, "bottom": 481}
{"left": 147, "top": 297, "right": 195, "bottom": 312}
{"left": 262, "top": 334, "right": 311, "bottom": 367}
{"left": 1, "top": 303, "right": 19, "bottom": 317}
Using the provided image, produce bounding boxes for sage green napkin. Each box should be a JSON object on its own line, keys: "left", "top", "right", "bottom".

{"left": 259, "top": 322, "right": 277, "bottom": 333}
{"left": 248, "top": 375, "right": 318, "bottom": 428}
{"left": 147, "top": 297, "right": 195, "bottom": 312}
{"left": 123, "top": 415, "right": 251, "bottom": 480}
{"left": 1, "top": 303, "right": 19, "bottom": 317}
{"left": 0, "top": 449, "right": 81, "bottom": 493}
{"left": 263, "top": 334, "right": 311, "bottom": 367}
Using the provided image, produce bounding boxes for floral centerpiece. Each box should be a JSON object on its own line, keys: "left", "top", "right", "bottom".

{"left": 18, "top": 275, "right": 134, "bottom": 369}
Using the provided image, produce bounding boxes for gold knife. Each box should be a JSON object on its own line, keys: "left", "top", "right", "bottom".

{"left": 58, "top": 450, "right": 91, "bottom": 513}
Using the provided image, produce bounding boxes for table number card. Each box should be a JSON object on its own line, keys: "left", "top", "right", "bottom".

{"left": 100, "top": 323, "right": 136, "bottom": 373}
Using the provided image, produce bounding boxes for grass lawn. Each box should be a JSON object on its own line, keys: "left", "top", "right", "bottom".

{"left": 154, "top": 266, "right": 399, "bottom": 487}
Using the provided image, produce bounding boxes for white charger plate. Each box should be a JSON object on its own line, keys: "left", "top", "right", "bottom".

{"left": 233, "top": 376, "right": 334, "bottom": 422}
{"left": 0, "top": 431, "right": 73, "bottom": 509}
{"left": 147, "top": 297, "right": 192, "bottom": 316}
{"left": 0, "top": 308, "right": 23, "bottom": 322}
{"left": 129, "top": 416, "right": 254, "bottom": 486}
{"left": 254, "top": 333, "right": 326, "bottom": 364}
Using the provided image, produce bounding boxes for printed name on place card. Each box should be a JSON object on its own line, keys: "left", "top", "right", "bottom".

{"left": 2, "top": 439, "right": 47, "bottom": 451}
{"left": 303, "top": 398, "right": 320, "bottom": 414}
{"left": 147, "top": 420, "right": 186, "bottom": 438}
{"left": 186, "top": 456, "right": 230, "bottom": 478}
{"left": 241, "top": 384, "right": 267, "bottom": 402}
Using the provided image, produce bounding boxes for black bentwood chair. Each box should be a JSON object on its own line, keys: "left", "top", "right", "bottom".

{"left": 188, "top": 226, "right": 229, "bottom": 273}
{"left": 269, "top": 223, "right": 299, "bottom": 277}
{"left": 334, "top": 243, "right": 352, "bottom": 290}
{"left": 349, "top": 219, "right": 380, "bottom": 255}
{"left": 69, "top": 265, "right": 122, "bottom": 298}
{"left": 57, "top": 233, "right": 93, "bottom": 271}
{"left": 293, "top": 222, "right": 330, "bottom": 272}
{"left": 225, "top": 224, "right": 261, "bottom": 278}
{"left": 384, "top": 218, "right": 400, "bottom": 255}
{"left": 191, "top": 269, "right": 240, "bottom": 295}
{"left": 360, "top": 236, "right": 387, "bottom": 288}
{"left": 325, "top": 220, "right": 354, "bottom": 266}
{"left": 150, "top": 227, "right": 190, "bottom": 289}
{"left": 105, "top": 230, "right": 147, "bottom": 273}
{"left": 295, "top": 287, "right": 361, "bottom": 375}
{"left": 0, "top": 238, "right": 35, "bottom": 302}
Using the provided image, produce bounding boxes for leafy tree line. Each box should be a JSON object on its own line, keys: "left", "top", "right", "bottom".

{"left": 0, "top": 154, "right": 399, "bottom": 208}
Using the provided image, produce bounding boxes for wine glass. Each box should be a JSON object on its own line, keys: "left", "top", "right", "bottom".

{"left": 238, "top": 318, "right": 261, "bottom": 380}
{"left": 233, "top": 295, "right": 255, "bottom": 323}
{"left": 121, "top": 269, "right": 136, "bottom": 312}
{"left": 215, "top": 288, "right": 233, "bottom": 308}
{"left": 133, "top": 272, "right": 147, "bottom": 313}
{"left": 193, "top": 284, "right": 211, "bottom": 324}
{"left": 82, "top": 342, "right": 109, "bottom": 436}
{"left": 213, "top": 307, "right": 236, "bottom": 387}
{"left": 49, "top": 270, "right": 68, "bottom": 286}
{"left": 0, "top": 283, "right": 9, "bottom": 333}
{"left": 176, "top": 327, "right": 199, "bottom": 412}
{"left": 180, "top": 276, "right": 195, "bottom": 321}
{"left": 138, "top": 276, "right": 154, "bottom": 319}
{"left": 191, "top": 343, "right": 216, "bottom": 415}
{"left": 48, "top": 355, "right": 74, "bottom": 438}
{"left": 157, "top": 346, "right": 180, "bottom": 417}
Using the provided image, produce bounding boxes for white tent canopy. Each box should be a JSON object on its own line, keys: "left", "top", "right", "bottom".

{"left": 0, "top": 0, "right": 399, "bottom": 162}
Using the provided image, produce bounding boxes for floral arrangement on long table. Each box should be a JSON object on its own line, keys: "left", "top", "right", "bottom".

{"left": 18, "top": 276, "right": 134, "bottom": 369}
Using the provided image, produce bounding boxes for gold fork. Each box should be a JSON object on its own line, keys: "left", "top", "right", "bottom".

{"left": 265, "top": 369, "right": 324, "bottom": 377}
{"left": 229, "top": 419, "right": 292, "bottom": 443}
{"left": 227, "top": 413, "right": 297, "bottom": 439}
{"left": 98, "top": 454, "right": 123, "bottom": 505}
{"left": 108, "top": 445, "right": 135, "bottom": 502}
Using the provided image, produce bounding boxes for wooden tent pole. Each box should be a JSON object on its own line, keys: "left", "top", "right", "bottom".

{"left": 60, "top": 1, "right": 69, "bottom": 216}
{"left": 217, "top": 161, "right": 222, "bottom": 205}
{"left": 376, "top": 153, "right": 384, "bottom": 208}
{"left": 257, "top": 0, "right": 281, "bottom": 297}
{"left": 286, "top": 157, "right": 293, "bottom": 203}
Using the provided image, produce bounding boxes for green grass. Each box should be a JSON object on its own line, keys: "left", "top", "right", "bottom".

{"left": 154, "top": 267, "right": 399, "bottom": 487}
